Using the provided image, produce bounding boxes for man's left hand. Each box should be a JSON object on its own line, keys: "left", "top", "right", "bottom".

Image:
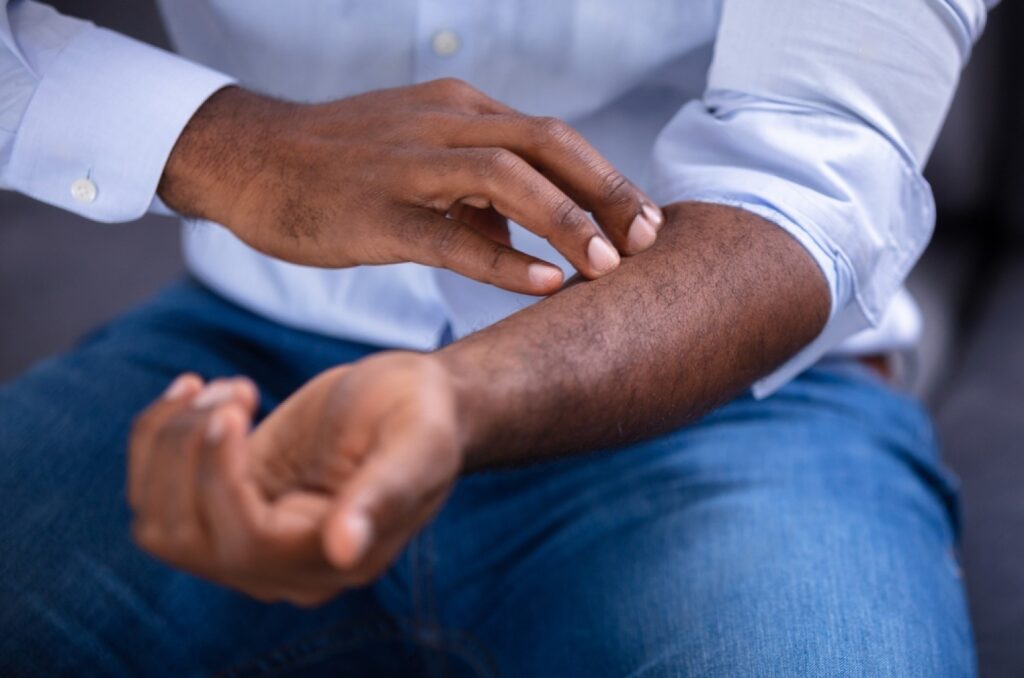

{"left": 127, "top": 352, "right": 464, "bottom": 606}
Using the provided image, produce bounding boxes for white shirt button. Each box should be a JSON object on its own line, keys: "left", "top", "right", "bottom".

{"left": 431, "top": 29, "right": 461, "bottom": 57}
{"left": 70, "top": 178, "right": 97, "bottom": 204}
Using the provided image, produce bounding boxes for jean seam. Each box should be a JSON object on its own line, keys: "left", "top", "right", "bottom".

{"left": 214, "top": 614, "right": 405, "bottom": 677}
{"left": 414, "top": 628, "right": 501, "bottom": 678}
{"left": 410, "top": 531, "right": 425, "bottom": 630}
{"left": 408, "top": 525, "right": 499, "bottom": 677}
{"left": 416, "top": 524, "right": 451, "bottom": 677}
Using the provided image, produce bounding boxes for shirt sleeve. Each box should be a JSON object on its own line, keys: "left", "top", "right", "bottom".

{"left": 649, "top": 0, "right": 998, "bottom": 397}
{"left": 0, "top": 1, "right": 235, "bottom": 222}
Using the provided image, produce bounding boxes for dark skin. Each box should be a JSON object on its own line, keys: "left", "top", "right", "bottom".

{"left": 445, "top": 200, "right": 830, "bottom": 468}
{"left": 129, "top": 200, "right": 829, "bottom": 606}
{"left": 125, "top": 49, "right": 829, "bottom": 606}
{"left": 158, "top": 82, "right": 664, "bottom": 294}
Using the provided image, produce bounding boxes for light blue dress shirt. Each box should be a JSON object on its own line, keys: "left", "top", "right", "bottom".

{"left": 0, "top": 0, "right": 997, "bottom": 395}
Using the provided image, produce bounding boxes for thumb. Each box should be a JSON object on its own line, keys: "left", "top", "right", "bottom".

{"left": 321, "top": 433, "right": 456, "bottom": 569}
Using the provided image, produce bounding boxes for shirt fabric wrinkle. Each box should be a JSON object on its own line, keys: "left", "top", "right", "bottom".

{"left": 0, "top": 0, "right": 997, "bottom": 396}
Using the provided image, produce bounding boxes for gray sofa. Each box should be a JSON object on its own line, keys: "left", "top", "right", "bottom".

{"left": 1, "top": 2, "right": 1021, "bottom": 675}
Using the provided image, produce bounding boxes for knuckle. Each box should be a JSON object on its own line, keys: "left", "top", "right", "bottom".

{"left": 551, "top": 197, "right": 589, "bottom": 237}
{"left": 479, "top": 148, "right": 520, "bottom": 180}
{"left": 433, "top": 77, "right": 473, "bottom": 98}
{"left": 533, "top": 116, "right": 574, "bottom": 147}
{"left": 396, "top": 209, "right": 438, "bottom": 244}
{"left": 598, "top": 171, "right": 634, "bottom": 209}
{"left": 484, "top": 243, "right": 510, "bottom": 275}
{"left": 432, "top": 224, "right": 466, "bottom": 261}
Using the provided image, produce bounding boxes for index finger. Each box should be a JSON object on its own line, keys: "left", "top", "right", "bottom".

{"left": 451, "top": 114, "right": 664, "bottom": 255}
{"left": 422, "top": 148, "right": 622, "bottom": 279}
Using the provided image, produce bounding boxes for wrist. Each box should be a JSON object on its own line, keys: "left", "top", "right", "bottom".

{"left": 157, "top": 86, "right": 288, "bottom": 226}
{"left": 432, "top": 346, "right": 499, "bottom": 472}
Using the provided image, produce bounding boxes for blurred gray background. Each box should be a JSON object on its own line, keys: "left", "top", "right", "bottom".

{"left": 2, "top": 2, "right": 1023, "bottom": 675}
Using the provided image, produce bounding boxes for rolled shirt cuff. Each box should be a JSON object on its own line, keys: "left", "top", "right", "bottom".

{"left": 5, "top": 23, "right": 235, "bottom": 222}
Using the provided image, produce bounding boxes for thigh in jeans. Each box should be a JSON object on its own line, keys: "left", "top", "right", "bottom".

{"left": 428, "top": 362, "right": 974, "bottom": 677}
{"left": 0, "top": 281, "right": 418, "bottom": 677}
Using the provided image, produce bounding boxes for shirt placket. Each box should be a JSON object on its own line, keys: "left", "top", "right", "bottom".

{"left": 414, "top": 0, "right": 475, "bottom": 83}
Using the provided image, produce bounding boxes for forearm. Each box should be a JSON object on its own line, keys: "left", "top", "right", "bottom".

{"left": 437, "top": 201, "right": 830, "bottom": 469}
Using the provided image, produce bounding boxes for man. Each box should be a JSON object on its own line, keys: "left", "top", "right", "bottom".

{"left": 0, "top": 0, "right": 993, "bottom": 675}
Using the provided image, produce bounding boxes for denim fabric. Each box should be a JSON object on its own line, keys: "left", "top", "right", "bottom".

{"left": 0, "top": 280, "right": 974, "bottom": 676}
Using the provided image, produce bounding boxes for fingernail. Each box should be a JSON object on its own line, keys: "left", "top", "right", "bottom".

{"left": 193, "top": 381, "right": 236, "bottom": 409}
{"left": 206, "top": 411, "right": 225, "bottom": 445}
{"left": 345, "top": 512, "right": 372, "bottom": 563}
{"left": 163, "top": 375, "right": 192, "bottom": 401}
{"left": 527, "top": 263, "right": 563, "bottom": 290}
{"left": 627, "top": 214, "right": 658, "bottom": 253}
{"left": 643, "top": 203, "right": 664, "bottom": 229}
{"left": 587, "top": 235, "right": 620, "bottom": 274}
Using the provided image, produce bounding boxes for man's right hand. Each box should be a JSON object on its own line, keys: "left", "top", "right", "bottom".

{"left": 157, "top": 80, "right": 663, "bottom": 295}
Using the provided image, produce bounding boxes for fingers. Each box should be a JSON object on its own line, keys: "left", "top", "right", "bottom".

{"left": 448, "top": 201, "right": 512, "bottom": 247}
{"left": 400, "top": 209, "right": 565, "bottom": 295}
{"left": 409, "top": 82, "right": 663, "bottom": 256}
{"left": 196, "top": 404, "right": 271, "bottom": 566}
{"left": 421, "top": 148, "right": 622, "bottom": 279}
{"left": 196, "top": 407, "right": 346, "bottom": 602}
{"left": 129, "top": 374, "right": 349, "bottom": 605}
{"left": 194, "top": 402, "right": 308, "bottom": 597}
{"left": 450, "top": 114, "right": 664, "bottom": 254}
{"left": 128, "top": 373, "right": 204, "bottom": 511}
{"left": 129, "top": 376, "right": 259, "bottom": 574}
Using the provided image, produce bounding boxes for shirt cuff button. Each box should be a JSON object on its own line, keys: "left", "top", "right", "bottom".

{"left": 70, "top": 177, "right": 98, "bottom": 204}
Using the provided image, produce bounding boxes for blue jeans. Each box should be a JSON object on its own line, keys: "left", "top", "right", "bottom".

{"left": 0, "top": 280, "right": 974, "bottom": 676}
